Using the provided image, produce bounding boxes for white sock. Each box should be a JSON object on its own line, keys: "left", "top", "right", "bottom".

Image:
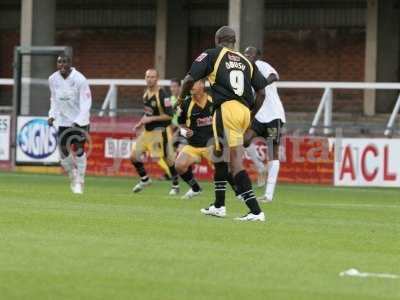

{"left": 246, "top": 143, "right": 265, "bottom": 173}
{"left": 265, "top": 160, "right": 280, "bottom": 200}
{"left": 60, "top": 154, "right": 75, "bottom": 180}
{"left": 75, "top": 153, "right": 87, "bottom": 184}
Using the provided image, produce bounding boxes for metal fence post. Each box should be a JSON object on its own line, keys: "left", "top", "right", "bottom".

{"left": 309, "top": 87, "right": 329, "bottom": 135}
{"left": 109, "top": 85, "right": 118, "bottom": 117}
{"left": 323, "top": 88, "right": 333, "bottom": 135}
{"left": 384, "top": 92, "right": 400, "bottom": 136}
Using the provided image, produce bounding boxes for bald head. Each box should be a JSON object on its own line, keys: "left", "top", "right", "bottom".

{"left": 215, "top": 26, "right": 236, "bottom": 48}
{"left": 145, "top": 68, "right": 159, "bottom": 89}
{"left": 244, "top": 46, "right": 259, "bottom": 63}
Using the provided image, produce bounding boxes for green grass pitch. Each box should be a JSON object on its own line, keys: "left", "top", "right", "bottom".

{"left": 0, "top": 172, "right": 399, "bottom": 300}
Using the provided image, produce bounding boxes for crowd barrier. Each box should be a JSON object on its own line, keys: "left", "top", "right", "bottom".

{"left": 3, "top": 115, "right": 399, "bottom": 187}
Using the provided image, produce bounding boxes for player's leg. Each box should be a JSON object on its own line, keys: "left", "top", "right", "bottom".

{"left": 244, "top": 125, "right": 267, "bottom": 187}
{"left": 246, "top": 143, "right": 267, "bottom": 187}
{"left": 157, "top": 157, "right": 172, "bottom": 180}
{"left": 131, "top": 132, "right": 152, "bottom": 193}
{"left": 260, "top": 120, "right": 283, "bottom": 202}
{"left": 223, "top": 101, "right": 264, "bottom": 221}
{"left": 58, "top": 126, "right": 77, "bottom": 193}
{"left": 163, "top": 128, "right": 179, "bottom": 195}
{"left": 200, "top": 108, "right": 227, "bottom": 217}
{"left": 72, "top": 125, "right": 90, "bottom": 194}
{"left": 229, "top": 145, "right": 264, "bottom": 221}
{"left": 262, "top": 143, "right": 280, "bottom": 201}
{"left": 226, "top": 170, "right": 240, "bottom": 199}
{"left": 175, "top": 146, "right": 202, "bottom": 199}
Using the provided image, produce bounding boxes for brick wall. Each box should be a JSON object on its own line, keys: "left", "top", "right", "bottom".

{"left": 0, "top": 28, "right": 155, "bottom": 109}
{"left": 0, "top": 27, "right": 366, "bottom": 112}
{"left": 0, "top": 30, "right": 19, "bottom": 105}
{"left": 263, "top": 29, "right": 365, "bottom": 113}
{"left": 56, "top": 28, "right": 155, "bottom": 110}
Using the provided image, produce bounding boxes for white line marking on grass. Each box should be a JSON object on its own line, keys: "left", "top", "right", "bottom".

{"left": 285, "top": 202, "right": 400, "bottom": 209}
{"left": 282, "top": 184, "right": 400, "bottom": 195}
{"left": 339, "top": 268, "right": 399, "bottom": 279}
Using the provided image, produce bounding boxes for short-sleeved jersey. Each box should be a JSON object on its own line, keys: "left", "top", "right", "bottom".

{"left": 188, "top": 46, "right": 268, "bottom": 109}
{"left": 255, "top": 60, "right": 286, "bottom": 123}
{"left": 143, "top": 88, "right": 173, "bottom": 131}
{"left": 178, "top": 94, "right": 213, "bottom": 147}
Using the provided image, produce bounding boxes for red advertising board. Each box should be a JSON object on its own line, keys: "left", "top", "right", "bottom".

{"left": 86, "top": 117, "right": 334, "bottom": 184}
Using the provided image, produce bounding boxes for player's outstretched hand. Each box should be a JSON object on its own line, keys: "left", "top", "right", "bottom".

{"left": 47, "top": 117, "right": 55, "bottom": 127}
{"left": 134, "top": 120, "right": 143, "bottom": 130}
{"left": 141, "top": 115, "right": 153, "bottom": 125}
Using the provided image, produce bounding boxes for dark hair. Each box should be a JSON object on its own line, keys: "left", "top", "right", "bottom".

{"left": 170, "top": 78, "right": 181, "bottom": 86}
{"left": 57, "top": 53, "right": 72, "bottom": 63}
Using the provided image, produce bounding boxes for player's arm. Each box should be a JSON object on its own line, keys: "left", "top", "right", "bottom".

{"left": 134, "top": 114, "right": 145, "bottom": 129}
{"left": 251, "top": 64, "right": 276, "bottom": 118}
{"left": 178, "top": 75, "right": 195, "bottom": 106}
{"left": 73, "top": 79, "right": 92, "bottom": 127}
{"left": 48, "top": 78, "right": 58, "bottom": 126}
{"left": 178, "top": 50, "right": 214, "bottom": 105}
{"left": 177, "top": 98, "right": 193, "bottom": 138}
{"left": 252, "top": 89, "right": 266, "bottom": 119}
{"left": 143, "top": 114, "right": 171, "bottom": 123}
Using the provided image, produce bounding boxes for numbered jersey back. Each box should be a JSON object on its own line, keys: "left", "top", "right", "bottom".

{"left": 208, "top": 48, "right": 254, "bottom": 109}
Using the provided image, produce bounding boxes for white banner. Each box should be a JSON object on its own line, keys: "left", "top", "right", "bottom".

{"left": 334, "top": 138, "right": 400, "bottom": 187}
{"left": 0, "top": 115, "right": 10, "bottom": 161}
{"left": 104, "top": 138, "right": 132, "bottom": 159}
{"left": 16, "top": 116, "right": 59, "bottom": 163}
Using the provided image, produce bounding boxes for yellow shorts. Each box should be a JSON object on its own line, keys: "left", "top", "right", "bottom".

{"left": 180, "top": 145, "right": 211, "bottom": 163}
{"left": 213, "top": 100, "right": 250, "bottom": 150}
{"left": 132, "top": 127, "right": 173, "bottom": 159}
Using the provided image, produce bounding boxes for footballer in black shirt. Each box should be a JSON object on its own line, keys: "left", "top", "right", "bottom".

{"left": 175, "top": 79, "right": 239, "bottom": 200}
{"left": 174, "top": 80, "right": 213, "bottom": 199}
{"left": 130, "top": 69, "right": 179, "bottom": 195}
{"left": 179, "top": 26, "right": 273, "bottom": 221}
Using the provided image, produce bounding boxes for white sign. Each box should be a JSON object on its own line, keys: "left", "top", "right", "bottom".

{"left": 104, "top": 138, "right": 132, "bottom": 159}
{"left": 0, "top": 115, "right": 10, "bottom": 161}
{"left": 16, "top": 116, "right": 60, "bottom": 163}
{"left": 334, "top": 138, "right": 400, "bottom": 187}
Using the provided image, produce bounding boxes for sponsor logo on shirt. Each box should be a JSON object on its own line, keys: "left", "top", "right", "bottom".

{"left": 195, "top": 52, "right": 208, "bottom": 62}
{"left": 228, "top": 53, "right": 241, "bottom": 62}
{"left": 196, "top": 116, "right": 212, "bottom": 127}
{"left": 164, "top": 97, "right": 172, "bottom": 107}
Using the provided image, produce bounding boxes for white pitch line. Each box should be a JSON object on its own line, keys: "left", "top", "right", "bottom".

{"left": 340, "top": 268, "right": 399, "bottom": 279}
{"left": 284, "top": 202, "right": 400, "bottom": 209}
{"left": 282, "top": 184, "right": 400, "bottom": 195}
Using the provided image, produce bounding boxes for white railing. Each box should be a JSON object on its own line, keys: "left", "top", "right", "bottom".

{"left": 275, "top": 81, "right": 400, "bottom": 136}
{"left": 1, "top": 79, "right": 399, "bottom": 136}
{"left": 91, "top": 79, "right": 171, "bottom": 117}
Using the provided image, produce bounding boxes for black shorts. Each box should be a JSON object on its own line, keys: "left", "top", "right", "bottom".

{"left": 58, "top": 125, "right": 90, "bottom": 148}
{"left": 251, "top": 118, "right": 283, "bottom": 145}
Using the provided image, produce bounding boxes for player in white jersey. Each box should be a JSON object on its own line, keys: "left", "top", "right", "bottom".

{"left": 48, "top": 54, "right": 92, "bottom": 194}
{"left": 244, "top": 46, "right": 286, "bottom": 202}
